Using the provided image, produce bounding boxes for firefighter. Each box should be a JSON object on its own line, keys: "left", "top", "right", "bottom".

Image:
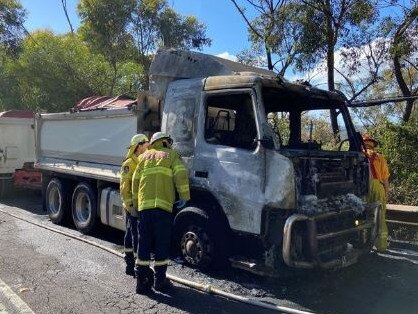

{"left": 120, "top": 134, "right": 149, "bottom": 276}
{"left": 363, "top": 134, "right": 390, "bottom": 252}
{"left": 132, "top": 132, "right": 190, "bottom": 293}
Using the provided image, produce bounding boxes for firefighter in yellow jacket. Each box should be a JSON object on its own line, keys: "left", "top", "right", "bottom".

{"left": 363, "top": 135, "right": 390, "bottom": 252}
{"left": 132, "top": 132, "right": 190, "bottom": 293}
{"left": 120, "top": 134, "right": 149, "bottom": 276}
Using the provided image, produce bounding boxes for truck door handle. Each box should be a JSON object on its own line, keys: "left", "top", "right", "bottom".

{"left": 194, "top": 171, "right": 208, "bottom": 178}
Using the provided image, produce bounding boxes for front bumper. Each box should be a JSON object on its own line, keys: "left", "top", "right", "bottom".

{"left": 282, "top": 203, "right": 380, "bottom": 269}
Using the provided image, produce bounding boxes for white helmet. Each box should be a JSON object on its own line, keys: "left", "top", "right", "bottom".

{"left": 150, "top": 132, "right": 173, "bottom": 145}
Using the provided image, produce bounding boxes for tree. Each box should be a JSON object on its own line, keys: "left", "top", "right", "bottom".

{"left": 346, "top": 1, "right": 417, "bottom": 123}
{"left": 297, "top": 0, "right": 380, "bottom": 137}
{"left": 336, "top": 32, "right": 390, "bottom": 103}
{"left": 61, "top": 0, "right": 75, "bottom": 34}
{"left": 130, "top": 0, "right": 211, "bottom": 70}
{"left": 389, "top": 2, "right": 418, "bottom": 122}
{"left": 8, "top": 31, "right": 127, "bottom": 112}
{"left": 371, "top": 116, "right": 418, "bottom": 205}
{"left": 231, "top": 0, "right": 305, "bottom": 76}
{"left": 78, "top": 0, "right": 211, "bottom": 91}
{"left": 0, "top": 0, "right": 26, "bottom": 56}
{"left": 78, "top": 0, "right": 136, "bottom": 94}
{"left": 230, "top": 0, "right": 385, "bottom": 139}
{"left": 0, "top": 49, "right": 21, "bottom": 110}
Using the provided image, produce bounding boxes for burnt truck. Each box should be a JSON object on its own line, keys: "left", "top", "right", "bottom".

{"left": 35, "top": 49, "right": 379, "bottom": 275}
{"left": 0, "top": 110, "right": 41, "bottom": 197}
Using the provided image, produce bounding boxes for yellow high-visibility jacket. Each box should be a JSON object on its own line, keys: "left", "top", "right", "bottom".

{"left": 120, "top": 154, "right": 139, "bottom": 215}
{"left": 132, "top": 143, "right": 190, "bottom": 212}
{"left": 365, "top": 149, "right": 390, "bottom": 183}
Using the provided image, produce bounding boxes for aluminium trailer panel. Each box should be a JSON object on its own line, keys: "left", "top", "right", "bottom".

{"left": 0, "top": 116, "right": 36, "bottom": 175}
{"left": 35, "top": 108, "right": 140, "bottom": 182}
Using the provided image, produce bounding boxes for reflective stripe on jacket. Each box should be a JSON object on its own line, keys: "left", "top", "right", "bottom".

{"left": 120, "top": 154, "right": 138, "bottom": 214}
{"left": 132, "top": 143, "right": 190, "bottom": 212}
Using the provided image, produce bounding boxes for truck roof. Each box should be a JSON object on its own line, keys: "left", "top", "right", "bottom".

{"left": 150, "top": 49, "right": 276, "bottom": 80}
{"left": 0, "top": 110, "right": 33, "bottom": 118}
{"left": 149, "top": 49, "right": 347, "bottom": 107}
{"left": 148, "top": 49, "right": 277, "bottom": 101}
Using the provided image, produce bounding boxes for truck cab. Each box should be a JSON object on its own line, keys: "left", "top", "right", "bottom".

{"left": 154, "top": 50, "right": 378, "bottom": 274}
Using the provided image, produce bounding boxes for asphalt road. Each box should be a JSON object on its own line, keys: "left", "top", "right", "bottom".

{"left": 1, "top": 192, "right": 418, "bottom": 314}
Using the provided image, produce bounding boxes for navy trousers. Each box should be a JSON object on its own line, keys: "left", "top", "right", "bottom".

{"left": 124, "top": 213, "right": 138, "bottom": 256}
{"left": 136, "top": 208, "right": 171, "bottom": 283}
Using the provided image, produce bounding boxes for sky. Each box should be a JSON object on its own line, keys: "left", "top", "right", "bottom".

{"left": 20, "top": 0, "right": 251, "bottom": 58}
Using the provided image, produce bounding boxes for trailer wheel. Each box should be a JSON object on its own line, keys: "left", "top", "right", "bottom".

{"left": 46, "top": 178, "right": 68, "bottom": 224}
{"left": 173, "top": 207, "right": 227, "bottom": 270}
{"left": 72, "top": 183, "right": 97, "bottom": 234}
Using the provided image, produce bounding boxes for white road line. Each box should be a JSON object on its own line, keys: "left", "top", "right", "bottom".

{"left": 0, "top": 301, "right": 10, "bottom": 313}
{"left": 0, "top": 278, "right": 34, "bottom": 314}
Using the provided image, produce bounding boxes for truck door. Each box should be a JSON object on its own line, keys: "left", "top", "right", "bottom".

{"left": 193, "top": 89, "right": 266, "bottom": 234}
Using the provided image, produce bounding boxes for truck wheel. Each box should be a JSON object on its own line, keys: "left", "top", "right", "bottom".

{"left": 173, "top": 207, "right": 226, "bottom": 270}
{"left": 72, "top": 183, "right": 97, "bottom": 234}
{"left": 46, "top": 178, "right": 68, "bottom": 224}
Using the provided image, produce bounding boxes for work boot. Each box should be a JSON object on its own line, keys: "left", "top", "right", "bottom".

{"left": 154, "top": 265, "right": 172, "bottom": 292}
{"left": 154, "top": 278, "right": 173, "bottom": 292}
{"left": 124, "top": 252, "right": 135, "bottom": 277}
{"left": 135, "top": 266, "right": 153, "bottom": 294}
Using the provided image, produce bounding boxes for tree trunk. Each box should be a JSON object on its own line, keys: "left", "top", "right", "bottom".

{"left": 61, "top": 0, "right": 74, "bottom": 34}
{"left": 403, "top": 100, "right": 414, "bottom": 122}
{"left": 325, "top": 1, "right": 340, "bottom": 141}
{"left": 266, "top": 44, "right": 273, "bottom": 71}
{"left": 392, "top": 6, "right": 418, "bottom": 123}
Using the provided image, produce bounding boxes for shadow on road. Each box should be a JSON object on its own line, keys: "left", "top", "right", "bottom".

{"left": 0, "top": 190, "right": 126, "bottom": 246}
{"left": 0, "top": 189, "right": 43, "bottom": 213}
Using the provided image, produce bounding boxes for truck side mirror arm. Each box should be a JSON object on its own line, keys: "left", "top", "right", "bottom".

{"left": 254, "top": 137, "right": 274, "bottom": 149}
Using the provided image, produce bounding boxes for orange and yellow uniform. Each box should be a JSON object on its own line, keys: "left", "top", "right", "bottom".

{"left": 365, "top": 149, "right": 390, "bottom": 252}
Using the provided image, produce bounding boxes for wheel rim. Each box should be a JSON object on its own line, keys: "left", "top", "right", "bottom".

{"left": 48, "top": 185, "right": 61, "bottom": 215}
{"left": 180, "top": 226, "right": 214, "bottom": 266}
{"left": 74, "top": 191, "right": 91, "bottom": 224}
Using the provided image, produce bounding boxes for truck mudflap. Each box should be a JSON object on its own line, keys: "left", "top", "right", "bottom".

{"left": 282, "top": 203, "right": 380, "bottom": 269}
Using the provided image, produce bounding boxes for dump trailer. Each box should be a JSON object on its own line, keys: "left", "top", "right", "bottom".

{"left": 36, "top": 49, "right": 379, "bottom": 275}
{"left": 0, "top": 110, "right": 41, "bottom": 197}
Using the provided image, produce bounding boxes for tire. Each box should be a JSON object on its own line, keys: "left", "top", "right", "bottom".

{"left": 45, "top": 178, "right": 68, "bottom": 224}
{"left": 71, "top": 182, "right": 97, "bottom": 234}
{"left": 173, "top": 207, "right": 228, "bottom": 270}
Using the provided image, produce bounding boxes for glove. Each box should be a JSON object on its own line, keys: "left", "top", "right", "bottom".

{"left": 174, "top": 199, "right": 187, "bottom": 209}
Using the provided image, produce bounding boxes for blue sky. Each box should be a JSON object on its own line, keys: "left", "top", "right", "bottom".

{"left": 20, "top": 0, "right": 251, "bottom": 57}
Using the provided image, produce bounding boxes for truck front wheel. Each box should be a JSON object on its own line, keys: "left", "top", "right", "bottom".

{"left": 173, "top": 207, "right": 226, "bottom": 270}
{"left": 72, "top": 183, "right": 97, "bottom": 234}
{"left": 46, "top": 178, "right": 68, "bottom": 224}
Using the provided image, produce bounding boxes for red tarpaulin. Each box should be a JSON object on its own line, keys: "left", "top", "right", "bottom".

{"left": 0, "top": 110, "right": 34, "bottom": 118}
{"left": 72, "top": 95, "right": 137, "bottom": 112}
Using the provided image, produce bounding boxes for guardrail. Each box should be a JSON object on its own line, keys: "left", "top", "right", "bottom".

{"left": 387, "top": 204, "right": 418, "bottom": 213}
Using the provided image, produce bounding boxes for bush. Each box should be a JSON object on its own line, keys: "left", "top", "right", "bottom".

{"left": 370, "top": 117, "right": 418, "bottom": 205}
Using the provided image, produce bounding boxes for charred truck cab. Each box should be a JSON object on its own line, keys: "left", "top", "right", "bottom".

{"left": 36, "top": 49, "right": 379, "bottom": 276}
{"left": 154, "top": 50, "right": 379, "bottom": 274}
